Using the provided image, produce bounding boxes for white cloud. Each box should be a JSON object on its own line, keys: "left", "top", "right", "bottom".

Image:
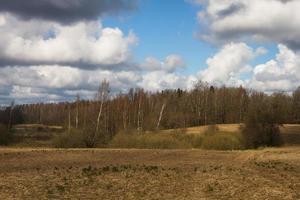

{"left": 0, "top": 63, "right": 194, "bottom": 103}
{"left": 0, "top": 65, "right": 142, "bottom": 103}
{"left": 0, "top": 15, "right": 5, "bottom": 26}
{"left": 198, "top": 42, "right": 258, "bottom": 86}
{"left": 140, "top": 57, "right": 162, "bottom": 71}
{"left": 140, "top": 54, "right": 186, "bottom": 72}
{"left": 139, "top": 70, "right": 195, "bottom": 91}
{"left": 10, "top": 85, "right": 60, "bottom": 100}
{"left": 249, "top": 44, "right": 300, "bottom": 92}
{"left": 0, "top": 14, "right": 137, "bottom": 68}
{"left": 164, "top": 55, "right": 186, "bottom": 72}
{"left": 197, "top": 0, "right": 300, "bottom": 50}
{"left": 0, "top": 4, "right": 195, "bottom": 105}
{"left": 196, "top": 42, "right": 300, "bottom": 92}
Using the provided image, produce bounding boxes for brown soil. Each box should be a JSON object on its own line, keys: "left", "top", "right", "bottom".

{"left": 0, "top": 147, "right": 299, "bottom": 199}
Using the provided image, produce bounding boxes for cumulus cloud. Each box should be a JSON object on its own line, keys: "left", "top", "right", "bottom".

{"left": 198, "top": 42, "right": 264, "bottom": 86}
{"left": 249, "top": 44, "right": 300, "bottom": 92}
{"left": 196, "top": 0, "right": 300, "bottom": 50}
{"left": 0, "top": 65, "right": 142, "bottom": 104}
{"left": 195, "top": 42, "right": 300, "bottom": 92}
{"left": 0, "top": 0, "right": 137, "bottom": 24}
{"left": 139, "top": 70, "right": 195, "bottom": 91}
{"left": 140, "top": 54, "right": 186, "bottom": 72}
{"left": 0, "top": 14, "right": 137, "bottom": 68}
{"left": 0, "top": 0, "right": 143, "bottom": 105}
{"left": 0, "top": 59, "right": 190, "bottom": 104}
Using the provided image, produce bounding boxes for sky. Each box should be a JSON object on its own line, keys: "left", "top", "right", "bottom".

{"left": 1, "top": 0, "right": 300, "bottom": 105}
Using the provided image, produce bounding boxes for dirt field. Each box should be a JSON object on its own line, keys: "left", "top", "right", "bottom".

{"left": 0, "top": 147, "right": 299, "bottom": 200}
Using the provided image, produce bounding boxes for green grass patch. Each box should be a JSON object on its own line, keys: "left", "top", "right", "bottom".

{"left": 0, "top": 124, "right": 12, "bottom": 145}
{"left": 110, "top": 130, "right": 203, "bottom": 149}
{"left": 201, "top": 131, "right": 245, "bottom": 150}
{"left": 110, "top": 126, "right": 245, "bottom": 150}
{"left": 52, "top": 129, "right": 87, "bottom": 148}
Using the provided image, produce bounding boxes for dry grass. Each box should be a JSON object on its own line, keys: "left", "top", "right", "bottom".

{"left": 0, "top": 147, "right": 299, "bottom": 199}
{"left": 162, "top": 124, "right": 241, "bottom": 135}
{"left": 162, "top": 124, "right": 300, "bottom": 145}
{"left": 14, "top": 124, "right": 63, "bottom": 131}
{"left": 0, "top": 124, "right": 298, "bottom": 199}
{"left": 164, "top": 124, "right": 299, "bottom": 134}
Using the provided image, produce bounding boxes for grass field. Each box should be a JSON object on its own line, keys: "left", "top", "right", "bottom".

{"left": 163, "top": 124, "right": 300, "bottom": 146}
{"left": 0, "top": 147, "right": 299, "bottom": 199}
{"left": 1, "top": 124, "right": 300, "bottom": 199}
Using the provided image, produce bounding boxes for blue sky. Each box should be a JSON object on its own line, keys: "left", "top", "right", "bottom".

{"left": 103, "top": 0, "right": 212, "bottom": 75}
{"left": 1, "top": 0, "right": 300, "bottom": 104}
{"left": 103, "top": 0, "right": 277, "bottom": 76}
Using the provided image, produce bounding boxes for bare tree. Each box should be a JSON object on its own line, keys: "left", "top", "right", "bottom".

{"left": 68, "top": 103, "right": 71, "bottom": 132}
{"left": 95, "top": 80, "right": 110, "bottom": 134}
{"left": 75, "top": 94, "right": 80, "bottom": 129}
{"left": 8, "top": 100, "right": 15, "bottom": 130}
{"left": 137, "top": 89, "right": 144, "bottom": 131}
{"left": 156, "top": 101, "right": 166, "bottom": 130}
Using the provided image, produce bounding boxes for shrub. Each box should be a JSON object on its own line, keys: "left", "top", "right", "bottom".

{"left": 242, "top": 123, "right": 283, "bottom": 148}
{"left": 191, "top": 135, "right": 204, "bottom": 148}
{"left": 110, "top": 130, "right": 193, "bottom": 149}
{"left": 203, "top": 125, "right": 219, "bottom": 136}
{"left": 201, "top": 131, "right": 245, "bottom": 150}
{"left": 242, "top": 92, "right": 284, "bottom": 148}
{"left": 171, "top": 132, "right": 204, "bottom": 148}
{"left": 0, "top": 124, "right": 12, "bottom": 145}
{"left": 52, "top": 129, "right": 87, "bottom": 148}
{"left": 110, "top": 128, "right": 245, "bottom": 150}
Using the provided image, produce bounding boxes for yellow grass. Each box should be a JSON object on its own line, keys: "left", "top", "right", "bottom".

{"left": 1, "top": 124, "right": 300, "bottom": 199}
{"left": 163, "top": 124, "right": 300, "bottom": 135}
{"left": 0, "top": 147, "right": 299, "bottom": 199}
{"left": 14, "top": 124, "right": 63, "bottom": 130}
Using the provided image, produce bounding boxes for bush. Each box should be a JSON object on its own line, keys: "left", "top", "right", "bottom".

{"left": 242, "top": 92, "right": 284, "bottom": 148}
{"left": 201, "top": 132, "right": 245, "bottom": 150}
{"left": 52, "top": 129, "right": 87, "bottom": 148}
{"left": 171, "top": 131, "right": 204, "bottom": 148}
{"left": 203, "top": 125, "right": 219, "bottom": 136}
{"left": 110, "top": 130, "right": 194, "bottom": 149}
{"left": 110, "top": 128, "right": 245, "bottom": 150}
{"left": 242, "top": 123, "right": 283, "bottom": 148}
{"left": 0, "top": 124, "right": 12, "bottom": 145}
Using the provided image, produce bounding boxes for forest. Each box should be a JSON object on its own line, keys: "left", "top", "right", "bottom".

{"left": 1, "top": 80, "right": 300, "bottom": 149}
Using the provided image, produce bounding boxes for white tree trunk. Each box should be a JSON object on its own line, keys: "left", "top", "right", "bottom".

{"left": 68, "top": 105, "right": 71, "bottom": 132}
{"left": 137, "top": 94, "right": 142, "bottom": 131}
{"left": 156, "top": 102, "right": 166, "bottom": 130}
{"left": 75, "top": 95, "right": 80, "bottom": 129}
{"left": 96, "top": 97, "right": 104, "bottom": 133}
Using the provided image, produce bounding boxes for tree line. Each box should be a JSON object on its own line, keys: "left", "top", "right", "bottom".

{"left": 1, "top": 80, "right": 300, "bottom": 146}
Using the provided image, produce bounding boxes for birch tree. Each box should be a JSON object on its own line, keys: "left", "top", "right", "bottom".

{"left": 75, "top": 94, "right": 80, "bottom": 129}
{"left": 156, "top": 101, "right": 166, "bottom": 130}
{"left": 95, "top": 80, "right": 110, "bottom": 135}
{"left": 8, "top": 100, "right": 15, "bottom": 131}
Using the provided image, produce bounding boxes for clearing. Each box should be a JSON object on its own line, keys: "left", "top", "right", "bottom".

{"left": 0, "top": 147, "right": 299, "bottom": 199}
{"left": 0, "top": 124, "right": 300, "bottom": 199}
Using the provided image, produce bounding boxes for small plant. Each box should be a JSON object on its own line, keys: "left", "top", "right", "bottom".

{"left": 205, "top": 184, "right": 214, "bottom": 192}
{"left": 55, "top": 184, "right": 66, "bottom": 193}
{"left": 110, "top": 130, "right": 193, "bottom": 149}
{"left": 204, "top": 125, "right": 219, "bottom": 136}
{"left": 52, "top": 128, "right": 86, "bottom": 148}
{"left": 201, "top": 131, "right": 245, "bottom": 150}
{"left": 0, "top": 124, "right": 13, "bottom": 145}
{"left": 242, "top": 92, "right": 284, "bottom": 148}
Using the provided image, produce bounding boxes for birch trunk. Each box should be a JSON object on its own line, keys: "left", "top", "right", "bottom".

{"left": 96, "top": 98, "right": 104, "bottom": 133}
{"left": 137, "top": 94, "right": 142, "bottom": 131}
{"left": 156, "top": 102, "right": 166, "bottom": 130}
{"left": 68, "top": 105, "right": 71, "bottom": 132}
{"left": 75, "top": 95, "right": 79, "bottom": 129}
